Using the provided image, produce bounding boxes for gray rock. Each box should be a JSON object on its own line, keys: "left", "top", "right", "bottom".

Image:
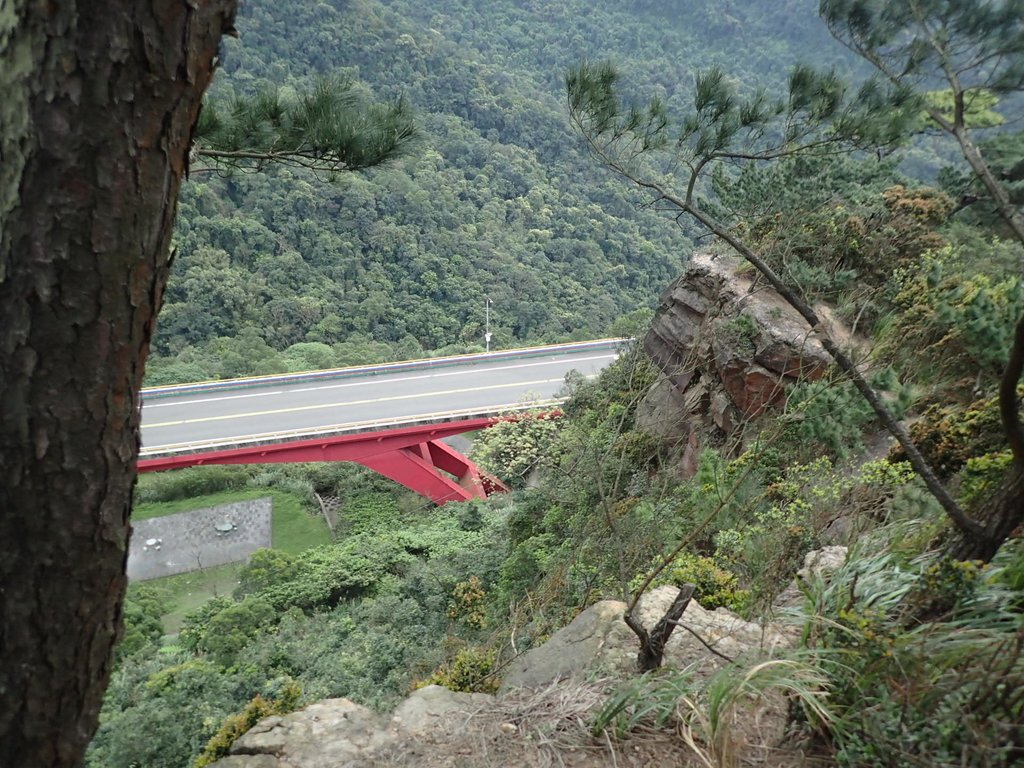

{"left": 499, "top": 586, "right": 789, "bottom": 695}
{"left": 773, "top": 546, "right": 849, "bottom": 609}
{"left": 391, "top": 685, "right": 491, "bottom": 733}
{"left": 215, "top": 698, "right": 391, "bottom": 768}
{"left": 798, "top": 545, "right": 848, "bottom": 581}
{"left": 209, "top": 757, "right": 281, "bottom": 768}
{"left": 636, "top": 375, "right": 692, "bottom": 439}
{"left": 210, "top": 688, "right": 499, "bottom": 768}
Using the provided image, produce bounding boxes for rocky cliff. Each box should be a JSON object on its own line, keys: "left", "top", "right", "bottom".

{"left": 208, "top": 586, "right": 799, "bottom": 768}
{"left": 639, "top": 252, "right": 854, "bottom": 470}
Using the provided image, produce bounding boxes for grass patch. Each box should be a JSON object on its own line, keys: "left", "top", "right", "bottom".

{"left": 130, "top": 488, "right": 331, "bottom": 632}
{"left": 143, "top": 564, "right": 244, "bottom": 634}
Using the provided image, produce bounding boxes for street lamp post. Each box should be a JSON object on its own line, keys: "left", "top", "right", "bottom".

{"left": 485, "top": 296, "right": 492, "bottom": 353}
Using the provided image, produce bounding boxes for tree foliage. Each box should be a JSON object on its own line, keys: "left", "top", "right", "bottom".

{"left": 193, "top": 78, "right": 418, "bottom": 175}
{"left": 821, "top": 0, "right": 1024, "bottom": 559}
{"left": 566, "top": 58, "right": 994, "bottom": 551}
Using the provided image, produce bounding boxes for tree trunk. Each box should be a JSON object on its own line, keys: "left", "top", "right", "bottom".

{"left": 0, "top": 2, "right": 237, "bottom": 766}
{"left": 940, "top": 466, "right": 1024, "bottom": 563}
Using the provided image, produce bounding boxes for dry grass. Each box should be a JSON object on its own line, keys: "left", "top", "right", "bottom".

{"left": 370, "top": 680, "right": 697, "bottom": 768}
{"left": 368, "top": 678, "right": 831, "bottom": 768}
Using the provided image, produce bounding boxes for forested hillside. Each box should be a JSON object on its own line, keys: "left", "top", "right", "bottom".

{"left": 81, "top": 1, "right": 1024, "bottom": 767}
{"left": 149, "top": 0, "right": 844, "bottom": 384}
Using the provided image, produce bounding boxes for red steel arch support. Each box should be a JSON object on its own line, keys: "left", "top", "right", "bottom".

{"left": 137, "top": 418, "right": 510, "bottom": 505}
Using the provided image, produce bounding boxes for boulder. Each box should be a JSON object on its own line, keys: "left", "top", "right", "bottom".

{"left": 391, "top": 685, "right": 491, "bottom": 733}
{"left": 210, "top": 688, "right": 490, "bottom": 768}
{"left": 217, "top": 698, "right": 391, "bottom": 768}
{"left": 499, "top": 585, "right": 790, "bottom": 694}
{"left": 642, "top": 252, "right": 851, "bottom": 446}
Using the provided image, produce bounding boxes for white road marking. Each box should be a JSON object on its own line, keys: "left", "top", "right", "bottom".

{"left": 143, "top": 353, "right": 616, "bottom": 409}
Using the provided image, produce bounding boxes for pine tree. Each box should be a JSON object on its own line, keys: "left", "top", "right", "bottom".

{"left": 567, "top": 60, "right": 989, "bottom": 549}
{"left": 822, "top": 0, "right": 1024, "bottom": 560}
{"left": 192, "top": 78, "right": 417, "bottom": 175}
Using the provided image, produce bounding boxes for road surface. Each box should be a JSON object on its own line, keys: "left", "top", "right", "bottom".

{"left": 141, "top": 346, "right": 618, "bottom": 453}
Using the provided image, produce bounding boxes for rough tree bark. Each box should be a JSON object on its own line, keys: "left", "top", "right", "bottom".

{"left": 0, "top": 2, "right": 237, "bottom": 766}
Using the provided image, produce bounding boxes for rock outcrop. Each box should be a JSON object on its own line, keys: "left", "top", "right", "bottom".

{"left": 500, "top": 585, "right": 788, "bottom": 693}
{"left": 210, "top": 686, "right": 492, "bottom": 768}
{"left": 211, "top": 587, "right": 789, "bottom": 768}
{"left": 639, "top": 252, "right": 854, "bottom": 463}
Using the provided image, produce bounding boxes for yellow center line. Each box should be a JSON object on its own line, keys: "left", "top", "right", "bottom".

{"left": 145, "top": 378, "right": 565, "bottom": 429}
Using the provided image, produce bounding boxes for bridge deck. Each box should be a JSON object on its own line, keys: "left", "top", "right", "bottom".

{"left": 141, "top": 343, "right": 618, "bottom": 456}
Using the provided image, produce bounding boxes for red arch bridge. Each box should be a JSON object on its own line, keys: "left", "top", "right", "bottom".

{"left": 138, "top": 416, "right": 540, "bottom": 506}
{"left": 136, "top": 340, "right": 621, "bottom": 504}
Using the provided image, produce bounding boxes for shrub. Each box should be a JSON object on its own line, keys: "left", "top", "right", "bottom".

{"left": 118, "top": 586, "right": 168, "bottom": 660}
{"left": 472, "top": 411, "right": 561, "bottom": 488}
{"left": 179, "top": 596, "right": 233, "bottom": 654}
{"left": 959, "top": 451, "right": 1014, "bottom": 511}
{"left": 421, "top": 646, "right": 500, "bottom": 694}
{"left": 134, "top": 465, "right": 251, "bottom": 504}
{"left": 446, "top": 576, "right": 488, "bottom": 629}
{"left": 235, "top": 549, "right": 300, "bottom": 599}
{"left": 199, "top": 597, "right": 278, "bottom": 666}
{"left": 785, "top": 368, "right": 912, "bottom": 460}
{"left": 885, "top": 246, "right": 1024, "bottom": 389}
{"left": 665, "top": 552, "right": 749, "bottom": 612}
{"left": 891, "top": 392, "right": 1012, "bottom": 478}
{"left": 193, "top": 679, "right": 301, "bottom": 768}
{"left": 253, "top": 538, "right": 411, "bottom": 612}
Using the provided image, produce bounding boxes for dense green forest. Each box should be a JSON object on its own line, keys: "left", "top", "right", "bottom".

{"left": 90, "top": 1, "right": 1024, "bottom": 766}
{"left": 148, "top": 0, "right": 851, "bottom": 384}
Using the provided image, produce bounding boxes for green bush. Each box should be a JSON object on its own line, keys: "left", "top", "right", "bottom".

{"left": 193, "top": 679, "right": 301, "bottom": 767}
{"left": 891, "top": 392, "right": 1012, "bottom": 478}
{"left": 338, "top": 491, "right": 402, "bottom": 536}
{"left": 959, "top": 451, "right": 1014, "bottom": 511}
{"left": 118, "top": 586, "right": 168, "bottom": 660}
{"left": 88, "top": 654, "right": 259, "bottom": 768}
{"left": 785, "top": 368, "right": 912, "bottom": 460}
{"left": 665, "top": 552, "right": 749, "bottom": 612}
{"left": 235, "top": 549, "right": 300, "bottom": 599}
{"left": 885, "top": 245, "right": 1024, "bottom": 389}
{"left": 135, "top": 465, "right": 251, "bottom": 504}
{"left": 200, "top": 597, "right": 278, "bottom": 666}
{"left": 253, "top": 537, "right": 411, "bottom": 612}
{"left": 472, "top": 411, "right": 561, "bottom": 488}
{"left": 179, "top": 596, "right": 234, "bottom": 654}
{"left": 421, "top": 646, "right": 500, "bottom": 694}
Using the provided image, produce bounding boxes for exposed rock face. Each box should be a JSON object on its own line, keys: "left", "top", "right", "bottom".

{"left": 500, "top": 585, "right": 789, "bottom": 693}
{"left": 210, "top": 687, "right": 490, "bottom": 768}
{"left": 639, "top": 252, "right": 850, "bottom": 461}
{"left": 211, "top": 588, "right": 790, "bottom": 768}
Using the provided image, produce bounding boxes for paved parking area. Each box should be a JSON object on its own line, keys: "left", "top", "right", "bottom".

{"left": 127, "top": 498, "right": 272, "bottom": 581}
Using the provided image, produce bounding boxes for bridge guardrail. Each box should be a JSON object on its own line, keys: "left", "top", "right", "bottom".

{"left": 141, "top": 338, "right": 627, "bottom": 400}
{"left": 139, "top": 399, "right": 564, "bottom": 459}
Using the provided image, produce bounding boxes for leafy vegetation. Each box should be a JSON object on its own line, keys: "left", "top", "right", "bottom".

{"left": 146, "top": 0, "right": 856, "bottom": 385}
{"left": 87, "top": 1, "right": 1024, "bottom": 766}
